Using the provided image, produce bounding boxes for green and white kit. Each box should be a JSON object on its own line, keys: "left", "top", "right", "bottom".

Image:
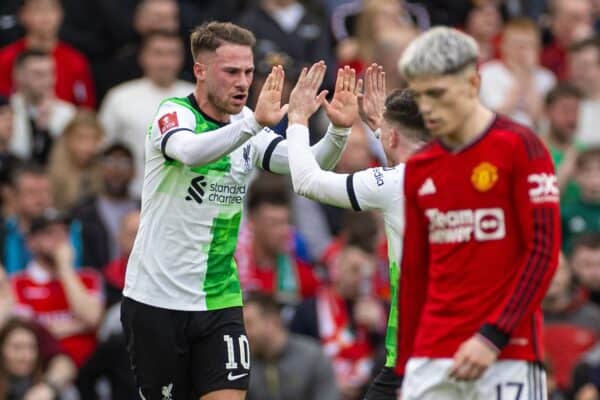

{"left": 287, "top": 123, "right": 406, "bottom": 368}
{"left": 124, "top": 95, "right": 348, "bottom": 311}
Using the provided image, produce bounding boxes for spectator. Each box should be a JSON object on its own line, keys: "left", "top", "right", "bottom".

{"left": 0, "top": 96, "right": 22, "bottom": 216}
{"left": 10, "top": 209, "right": 103, "bottom": 367}
{"left": 9, "top": 50, "right": 75, "bottom": 165}
{"left": 0, "top": 269, "right": 77, "bottom": 398}
{"left": 372, "top": 30, "right": 418, "bottom": 92}
{"left": 99, "top": 31, "right": 194, "bottom": 196}
{"left": 71, "top": 143, "right": 138, "bottom": 271}
{"left": 238, "top": 0, "right": 336, "bottom": 89}
{"left": 541, "top": 0, "right": 593, "bottom": 80}
{"left": 0, "top": 318, "right": 56, "bottom": 400}
{"left": 463, "top": 0, "right": 503, "bottom": 63}
{"left": 571, "top": 343, "right": 600, "bottom": 400}
{"left": 569, "top": 37, "right": 600, "bottom": 146}
{"left": 335, "top": 0, "right": 414, "bottom": 76}
{"left": 479, "top": 17, "right": 556, "bottom": 128}
{"left": 48, "top": 110, "right": 104, "bottom": 211}
{"left": 103, "top": 209, "right": 140, "bottom": 308}
{"left": 96, "top": 0, "right": 180, "bottom": 98}
{"left": 244, "top": 292, "right": 340, "bottom": 400}
{"left": 562, "top": 149, "right": 600, "bottom": 253}
{"left": 543, "top": 253, "right": 600, "bottom": 332}
{"left": 571, "top": 233, "right": 600, "bottom": 306}
{"left": 320, "top": 211, "right": 389, "bottom": 301}
{"left": 0, "top": 0, "right": 95, "bottom": 107}
{"left": 290, "top": 244, "right": 384, "bottom": 400}
{"left": 236, "top": 173, "right": 319, "bottom": 305}
{"left": 2, "top": 165, "right": 83, "bottom": 275}
{"left": 542, "top": 253, "right": 600, "bottom": 390}
{"left": 542, "top": 83, "right": 585, "bottom": 203}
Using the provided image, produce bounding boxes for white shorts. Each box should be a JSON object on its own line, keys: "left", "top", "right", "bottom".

{"left": 403, "top": 358, "right": 547, "bottom": 400}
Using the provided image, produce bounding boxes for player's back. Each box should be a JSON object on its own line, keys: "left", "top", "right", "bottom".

{"left": 403, "top": 115, "right": 560, "bottom": 362}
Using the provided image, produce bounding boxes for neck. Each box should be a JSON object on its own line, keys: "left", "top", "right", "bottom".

{"left": 443, "top": 103, "right": 494, "bottom": 148}
{"left": 149, "top": 76, "right": 175, "bottom": 89}
{"left": 253, "top": 241, "right": 277, "bottom": 268}
{"left": 546, "top": 130, "right": 571, "bottom": 150}
{"left": 25, "top": 34, "right": 57, "bottom": 52}
{"left": 194, "top": 88, "right": 230, "bottom": 124}
{"left": 262, "top": 328, "right": 288, "bottom": 360}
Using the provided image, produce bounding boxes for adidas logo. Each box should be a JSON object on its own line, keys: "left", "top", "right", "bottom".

{"left": 186, "top": 176, "right": 207, "bottom": 204}
{"left": 418, "top": 178, "right": 436, "bottom": 196}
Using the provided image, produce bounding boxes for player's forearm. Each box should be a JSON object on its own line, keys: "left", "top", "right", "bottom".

{"left": 265, "top": 124, "right": 349, "bottom": 174}
{"left": 311, "top": 124, "right": 350, "bottom": 170}
{"left": 57, "top": 269, "right": 103, "bottom": 328}
{"left": 287, "top": 124, "right": 353, "bottom": 208}
{"left": 164, "top": 116, "right": 262, "bottom": 167}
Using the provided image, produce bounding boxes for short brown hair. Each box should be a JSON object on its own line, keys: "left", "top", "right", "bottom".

{"left": 383, "top": 89, "right": 428, "bottom": 141}
{"left": 545, "top": 82, "right": 582, "bottom": 107}
{"left": 569, "top": 36, "right": 600, "bottom": 61}
{"left": 190, "top": 22, "right": 255, "bottom": 60}
{"left": 576, "top": 147, "right": 600, "bottom": 170}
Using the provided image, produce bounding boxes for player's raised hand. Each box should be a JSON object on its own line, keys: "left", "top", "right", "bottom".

{"left": 449, "top": 335, "right": 498, "bottom": 381}
{"left": 358, "top": 63, "right": 386, "bottom": 131}
{"left": 323, "top": 65, "right": 361, "bottom": 128}
{"left": 254, "top": 65, "right": 289, "bottom": 127}
{"left": 288, "top": 61, "right": 329, "bottom": 126}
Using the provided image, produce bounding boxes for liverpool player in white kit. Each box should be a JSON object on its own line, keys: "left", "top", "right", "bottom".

{"left": 396, "top": 27, "right": 560, "bottom": 399}
{"left": 121, "top": 22, "right": 360, "bottom": 400}
{"left": 284, "top": 64, "right": 428, "bottom": 400}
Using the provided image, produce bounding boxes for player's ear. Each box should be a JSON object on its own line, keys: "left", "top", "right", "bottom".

{"left": 194, "top": 62, "right": 208, "bottom": 82}
{"left": 468, "top": 68, "right": 481, "bottom": 96}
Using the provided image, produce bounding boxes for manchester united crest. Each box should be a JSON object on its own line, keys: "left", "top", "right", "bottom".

{"left": 471, "top": 162, "right": 498, "bottom": 192}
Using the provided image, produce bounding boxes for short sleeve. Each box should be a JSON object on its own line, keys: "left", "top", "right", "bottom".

{"left": 150, "top": 101, "right": 197, "bottom": 156}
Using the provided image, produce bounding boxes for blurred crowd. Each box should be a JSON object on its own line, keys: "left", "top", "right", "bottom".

{"left": 0, "top": 0, "right": 600, "bottom": 399}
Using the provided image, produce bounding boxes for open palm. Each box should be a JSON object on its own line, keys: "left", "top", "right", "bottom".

{"left": 324, "top": 66, "right": 360, "bottom": 128}
{"left": 254, "top": 65, "right": 289, "bottom": 127}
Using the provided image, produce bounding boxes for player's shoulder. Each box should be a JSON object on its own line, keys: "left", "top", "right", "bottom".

{"left": 406, "top": 140, "right": 442, "bottom": 165}
{"left": 490, "top": 115, "right": 548, "bottom": 159}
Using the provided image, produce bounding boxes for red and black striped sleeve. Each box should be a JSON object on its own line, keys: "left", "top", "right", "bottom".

{"left": 478, "top": 130, "right": 561, "bottom": 351}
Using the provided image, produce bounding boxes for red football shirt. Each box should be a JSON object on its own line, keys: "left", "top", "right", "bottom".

{"left": 0, "top": 39, "right": 96, "bottom": 107}
{"left": 11, "top": 263, "right": 103, "bottom": 367}
{"left": 395, "top": 116, "right": 561, "bottom": 375}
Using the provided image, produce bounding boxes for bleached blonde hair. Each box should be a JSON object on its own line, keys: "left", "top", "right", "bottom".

{"left": 399, "top": 27, "right": 479, "bottom": 79}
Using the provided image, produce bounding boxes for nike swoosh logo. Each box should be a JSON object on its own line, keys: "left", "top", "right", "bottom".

{"left": 227, "top": 372, "right": 248, "bottom": 381}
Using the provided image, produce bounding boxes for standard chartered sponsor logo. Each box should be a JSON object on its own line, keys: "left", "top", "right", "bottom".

{"left": 186, "top": 176, "right": 245, "bottom": 205}
{"left": 426, "top": 207, "right": 506, "bottom": 243}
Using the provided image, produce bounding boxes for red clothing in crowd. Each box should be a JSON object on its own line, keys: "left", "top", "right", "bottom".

{"left": 0, "top": 39, "right": 96, "bottom": 107}
{"left": 11, "top": 262, "right": 103, "bottom": 366}
{"left": 541, "top": 40, "right": 568, "bottom": 81}
{"left": 396, "top": 116, "right": 561, "bottom": 375}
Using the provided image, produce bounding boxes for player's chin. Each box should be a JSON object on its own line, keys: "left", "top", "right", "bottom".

{"left": 227, "top": 101, "right": 246, "bottom": 115}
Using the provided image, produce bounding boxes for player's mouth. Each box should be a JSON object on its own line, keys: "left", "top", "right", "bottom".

{"left": 425, "top": 119, "right": 441, "bottom": 130}
{"left": 231, "top": 94, "right": 247, "bottom": 105}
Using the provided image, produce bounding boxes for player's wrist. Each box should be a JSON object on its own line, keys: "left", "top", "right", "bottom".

{"left": 477, "top": 324, "right": 509, "bottom": 352}
{"left": 288, "top": 114, "right": 309, "bottom": 127}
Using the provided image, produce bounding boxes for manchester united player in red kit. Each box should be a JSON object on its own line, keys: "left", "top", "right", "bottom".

{"left": 396, "top": 27, "right": 560, "bottom": 399}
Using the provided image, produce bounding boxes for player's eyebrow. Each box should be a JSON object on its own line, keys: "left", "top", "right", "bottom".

{"left": 222, "top": 66, "right": 255, "bottom": 74}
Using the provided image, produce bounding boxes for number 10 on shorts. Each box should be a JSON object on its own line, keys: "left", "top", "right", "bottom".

{"left": 224, "top": 334, "right": 250, "bottom": 370}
